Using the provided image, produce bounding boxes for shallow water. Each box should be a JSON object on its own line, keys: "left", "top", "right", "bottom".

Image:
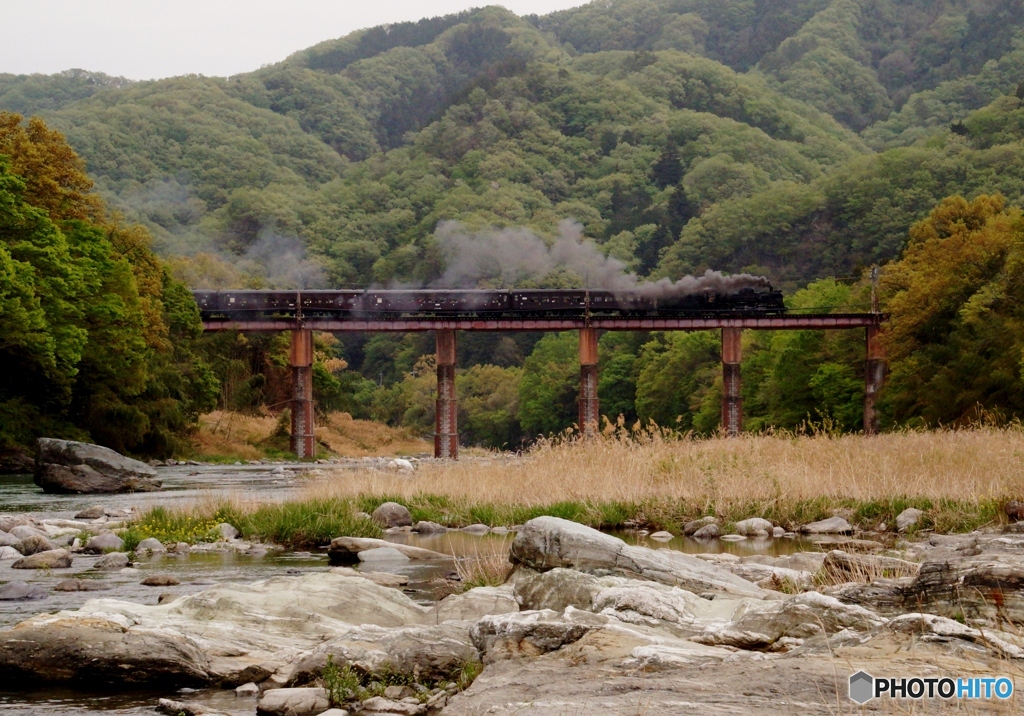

{"left": 0, "top": 687, "right": 251, "bottom": 715}
{"left": 0, "top": 464, "right": 829, "bottom": 713}
{"left": 0, "top": 463, "right": 315, "bottom": 516}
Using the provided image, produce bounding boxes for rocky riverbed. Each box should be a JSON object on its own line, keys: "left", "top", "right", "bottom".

{"left": 1, "top": 494, "right": 1023, "bottom": 714}
{"left": 1, "top": 453, "right": 1023, "bottom": 714}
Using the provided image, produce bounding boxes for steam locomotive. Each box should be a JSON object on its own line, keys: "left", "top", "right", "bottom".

{"left": 193, "top": 287, "right": 786, "bottom": 319}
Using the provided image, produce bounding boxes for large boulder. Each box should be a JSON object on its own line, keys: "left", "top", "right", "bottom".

{"left": 370, "top": 502, "right": 412, "bottom": 528}
{"left": 75, "top": 505, "right": 107, "bottom": 520}
{"left": 732, "top": 518, "right": 773, "bottom": 535}
{"left": 12, "top": 549, "right": 72, "bottom": 570}
{"left": 510, "top": 517, "right": 766, "bottom": 598}
{"left": 83, "top": 532, "right": 124, "bottom": 554}
{"left": 902, "top": 549, "right": 1024, "bottom": 623}
{"left": 0, "top": 612, "right": 211, "bottom": 686}
{"left": 34, "top": 438, "right": 160, "bottom": 494}
{"left": 288, "top": 622, "right": 478, "bottom": 686}
{"left": 256, "top": 687, "right": 329, "bottom": 716}
{"left": 15, "top": 534, "right": 54, "bottom": 555}
{"left": 94, "top": 552, "right": 131, "bottom": 570}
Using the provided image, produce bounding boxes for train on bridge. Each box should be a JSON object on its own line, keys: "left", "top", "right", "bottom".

{"left": 193, "top": 287, "right": 786, "bottom": 320}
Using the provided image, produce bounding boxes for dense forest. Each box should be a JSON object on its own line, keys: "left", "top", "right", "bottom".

{"left": 5, "top": 0, "right": 1024, "bottom": 455}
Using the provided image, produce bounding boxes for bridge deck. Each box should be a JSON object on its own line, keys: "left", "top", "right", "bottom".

{"left": 200, "top": 313, "right": 883, "bottom": 332}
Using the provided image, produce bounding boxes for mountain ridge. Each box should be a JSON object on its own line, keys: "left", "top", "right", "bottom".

{"left": 1, "top": 0, "right": 1023, "bottom": 290}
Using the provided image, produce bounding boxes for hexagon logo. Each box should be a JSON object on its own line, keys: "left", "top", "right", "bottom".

{"left": 849, "top": 671, "right": 874, "bottom": 704}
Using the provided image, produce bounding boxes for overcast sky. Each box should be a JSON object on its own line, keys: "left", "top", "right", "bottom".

{"left": 1, "top": 1, "right": 587, "bottom": 81}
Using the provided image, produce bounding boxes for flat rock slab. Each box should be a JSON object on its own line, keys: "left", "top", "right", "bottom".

{"left": 53, "top": 579, "right": 110, "bottom": 592}
{"left": 330, "top": 567, "right": 409, "bottom": 587}
{"left": 801, "top": 516, "right": 853, "bottom": 534}
{"left": 142, "top": 574, "right": 181, "bottom": 587}
{"left": 511, "top": 517, "right": 765, "bottom": 598}
{"left": 0, "top": 572, "right": 515, "bottom": 688}
{"left": 357, "top": 547, "right": 411, "bottom": 563}
{"left": 443, "top": 629, "right": 985, "bottom": 715}
{"left": 328, "top": 536, "right": 450, "bottom": 564}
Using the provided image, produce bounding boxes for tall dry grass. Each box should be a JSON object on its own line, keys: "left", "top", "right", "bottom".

{"left": 165, "top": 426, "right": 1024, "bottom": 541}
{"left": 306, "top": 426, "right": 1024, "bottom": 508}
{"left": 450, "top": 535, "right": 515, "bottom": 590}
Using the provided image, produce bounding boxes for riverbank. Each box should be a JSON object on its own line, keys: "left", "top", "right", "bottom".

{"left": 158, "top": 427, "right": 1024, "bottom": 548}
{"left": 188, "top": 410, "right": 432, "bottom": 461}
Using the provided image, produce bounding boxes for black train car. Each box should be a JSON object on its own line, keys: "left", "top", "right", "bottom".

{"left": 511, "top": 287, "right": 784, "bottom": 317}
{"left": 510, "top": 290, "right": 588, "bottom": 316}
{"left": 358, "top": 290, "right": 511, "bottom": 315}
{"left": 190, "top": 291, "right": 295, "bottom": 315}
{"left": 300, "top": 290, "right": 361, "bottom": 315}
{"left": 193, "top": 290, "right": 362, "bottom": 317}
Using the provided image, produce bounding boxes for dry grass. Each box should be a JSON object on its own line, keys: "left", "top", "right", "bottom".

{"left": 450, "top": 535, "right": 515, "bottom": 590}
{"left": 814, "top": 551, "right": 922, "bottom": 587}
{"left": 189, "top": 410, "right": 431, "bottom": 460}
{"left": 300, "top": 426, "right": 1024, "bottom": 532}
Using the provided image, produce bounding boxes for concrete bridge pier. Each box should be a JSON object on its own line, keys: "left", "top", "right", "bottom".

{"left": 435, "top": 329, "right": 458, "bottom": 459}
{"left": 721, "top": 327, "right": 742, "bottom": 436}
{"left": 864, "top": 325, "right": 886, "bottom": 434}
{"left": 289, "top": 328, "right": 316, "bottom": 459}
{"left": 579, "top": 328, "right": 600, "bottom": 436}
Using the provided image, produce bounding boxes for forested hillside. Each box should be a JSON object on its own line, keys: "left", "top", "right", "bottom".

{"left": 4, "top": 0, "right": 1024, "bottom": 452}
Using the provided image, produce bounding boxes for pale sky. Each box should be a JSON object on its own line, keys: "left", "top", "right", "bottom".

{"left": 0, "top": 1, "right": 587, "bottom": 81}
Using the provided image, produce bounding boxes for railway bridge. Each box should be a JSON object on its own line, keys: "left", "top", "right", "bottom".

{"left": 195, "top": 291, "right": 886, "bottom": 459}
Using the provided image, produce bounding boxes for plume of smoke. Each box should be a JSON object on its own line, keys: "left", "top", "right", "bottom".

{"left": 236, "top": 229, "right": 327, "bottom": 290}
{"left": 434, "top": 219, "right": 770, "bottom": 296}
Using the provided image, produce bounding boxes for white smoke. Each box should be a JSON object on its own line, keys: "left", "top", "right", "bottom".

{"left": 237, "top": 229, "right": 327, "bottom": 290}
{"left": 434, "top": 219, "right": 770, "bottom": 296}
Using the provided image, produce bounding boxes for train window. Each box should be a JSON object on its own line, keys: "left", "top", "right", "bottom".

{"left": 229, "top": 297, "right": 235, "bottom": 304}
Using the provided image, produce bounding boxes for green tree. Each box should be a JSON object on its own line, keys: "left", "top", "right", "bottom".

{"left": 634, "top": 330, "right": 720, "bottom": 431}
{"left": 0, "top": 115, "right": 218, "bottom": 456}
{"left": 518, "top": 332, "right": 579, "bottom": 437}
{"left": 880, "top": 194, "right": 1024, "bottom": 425}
